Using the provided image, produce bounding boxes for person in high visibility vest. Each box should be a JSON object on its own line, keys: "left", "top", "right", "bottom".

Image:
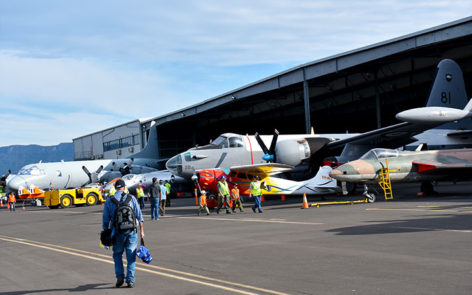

{"left": 216, "top": 176, "right": 231, "bottom": 214}
{"left": 198, "top": 190, "right": 210, "bottom": 216}
{"left": 136, "top": 184, "right": 145, "bottom": 209}
{"left": 230, "top": 183, "right": 244, "bottom": 213}
{"left": 8, "top": 192, "right": 16, "bottom": 212}
{"left": 109, "top": 185, "right": 116, "bottom": 198}
{"left": 164, "top": 180, "right": 171, "bottom": 207}
{"left": 249, "top": 176, "right": 263, "bottom": 213}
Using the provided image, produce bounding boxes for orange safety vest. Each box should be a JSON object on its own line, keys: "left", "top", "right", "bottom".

{"left": 8, "top": 193, "right": 16, "bottom": 203}
{"left": 231, "top": 188, "right": 240, "bottom": 200}
{"left": 200, "top": 194, "right": 207, "bottom": 206}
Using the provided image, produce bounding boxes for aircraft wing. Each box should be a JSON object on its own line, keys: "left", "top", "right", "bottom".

{"left": 413, "top": 162, "right": 472, "bottom": 175}
{"left": 320, "top": 121, "right": 442, "bottom": 162}
{"left": 228, "top": 163, "right": 294, "bottom": 177}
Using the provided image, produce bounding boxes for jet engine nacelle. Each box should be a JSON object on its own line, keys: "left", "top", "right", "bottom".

{"left": 275, "top": 139, "right": 311, "bottom": 167}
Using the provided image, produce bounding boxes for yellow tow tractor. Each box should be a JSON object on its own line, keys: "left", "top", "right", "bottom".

{"left": 44, "top": 188, "right": 103, "bottom": 209}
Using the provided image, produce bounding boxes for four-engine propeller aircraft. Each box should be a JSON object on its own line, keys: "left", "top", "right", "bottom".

{"left": 329, "top": 147, "right": 472, "bottom": 197}
{"left": 167, "top": 59, "right": 472, "bottom": 180}
{"left": 7, "top": 122, "right": 161, "bottom": 192}
{"left": 196, "top": 164, "right": 339, "bottom": 207}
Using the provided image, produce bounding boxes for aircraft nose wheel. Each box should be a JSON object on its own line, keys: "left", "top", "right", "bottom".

{"left": 365, "top": 193, "right": 376, "bottom": 203}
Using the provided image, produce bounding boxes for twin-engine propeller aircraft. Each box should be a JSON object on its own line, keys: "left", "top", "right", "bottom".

{"left": 329, "top": 147, "right": 472, "bottom": 197}
{"left": 167, "top": 59, "right": 472, "bottom": 179}
{"left": 7, "top": 122, "right": 161, "bottom": 192}
{"left": 196, "top": 164, "right": 339, "bottom": 207}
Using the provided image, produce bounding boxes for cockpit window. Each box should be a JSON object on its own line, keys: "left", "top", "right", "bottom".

{"left": 212, "top": 136, "right": 228, "bottom": 148}
{"left": 228, "top": 137, "right": 244, "bottom": 148}
{"left": 18, "top": 165, "right": 45, "bottom": 176}
{"left": 360, "top": 148, "right": 399, "bottom": 160}
{"left": 122, "top": 174, "right": 135, "bottom": 181}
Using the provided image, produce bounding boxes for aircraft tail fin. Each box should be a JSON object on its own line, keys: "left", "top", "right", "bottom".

{"left": 130, "top": 121, "right": 158, "bottom": 159}
{"left": 304, "top": 166, "right": 337, "bottom": 189}
{"left": 426, "top": 59, "right": 471, "bottom": 130}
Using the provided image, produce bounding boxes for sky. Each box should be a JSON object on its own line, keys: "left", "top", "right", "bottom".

{"left": 1, "top": 1, "right": 471, "bottom": 146}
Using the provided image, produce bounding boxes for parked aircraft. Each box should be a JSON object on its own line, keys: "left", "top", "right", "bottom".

{"left": 196, "top": 164, "right": 339, "bottom": 207}
{"left": 167, "top": 59, "right": 472, "bottom": 179}
{"left": 7, "top": 122, "right": 161, "bottom": 192}
{"left": 329, "top": 147, "right": 472, "bottom": 196}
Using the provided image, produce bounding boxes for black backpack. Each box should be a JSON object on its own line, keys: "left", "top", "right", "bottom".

{"left": 111, "top": 193, "right": 137, "bottom": 234}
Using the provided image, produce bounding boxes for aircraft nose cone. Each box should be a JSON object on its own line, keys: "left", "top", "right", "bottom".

{"left": 329, "top": 169, "right": 342, "bottom": 177}
{"left": 7, "top": 176, "right": 27, "bottom": 191}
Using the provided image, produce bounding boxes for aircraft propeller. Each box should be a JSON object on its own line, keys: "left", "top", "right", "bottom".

{"left": 0, "top": 170, "right": 11, "bottom": 187}
{"left": 82, "top": 165, "right": 104, "bottom": 184}
{"left": 255, "top": 129, "right": 279, "bottom": 162}
{"left": 112, "top": 158, "right": 134, "bottom": 176}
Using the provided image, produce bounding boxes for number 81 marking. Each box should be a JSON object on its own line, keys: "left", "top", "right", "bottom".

{"left": 441, "top": 91, "right": 451, "bottom": 104}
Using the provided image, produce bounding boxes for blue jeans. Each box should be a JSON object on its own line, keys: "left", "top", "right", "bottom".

{"left": 253, "top": 195, "right": 262, "bottom": 212}
{"left": 150, "top": 198, "right": 159, "bottom": 220}
{"left": 138, "top": 197, "right": 145, "bottom": 209}
{"left": 9, "top": 202, "right": 16, "bottom": 211}
{"left": 112, "top": 231, "right": 138, "bottom": 283}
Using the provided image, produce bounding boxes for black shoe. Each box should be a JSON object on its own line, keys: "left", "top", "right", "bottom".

{"left": 216, "top": 209, "right": 220, "bottom": 214}
{"left": 127, "top": 281, "right": 135, "bottom": 288}
{"left": 252, "top": 208, "right": 256, "bottom": 213}
{"left": 206, "top": 213, "right": 210, "bottom": 215}
{"left": 115, "top": 278, "right": 124, "bottom": 288}
{"left": 226, "top": 211, "right": 231, "bottom": 214}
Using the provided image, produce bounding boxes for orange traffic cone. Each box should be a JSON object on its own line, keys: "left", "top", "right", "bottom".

{"left": 0, "top": 199, "right": 3, "bottom": 207}
{"left": 302, "top": 193, "right": 309, "bottom": 209}
{"left": 281, "top": 195, "right": 286, "bottom": 201}
{"left": 261, "top": 195, "right": 265, "bottom": 202}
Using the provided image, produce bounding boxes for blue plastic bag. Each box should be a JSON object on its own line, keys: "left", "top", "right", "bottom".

{"left": 136, "top": 238, "right": 153, "bottom": 264}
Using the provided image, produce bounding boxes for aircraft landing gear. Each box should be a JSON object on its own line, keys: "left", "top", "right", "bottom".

{"left": 363, "top": 184, "right": 376, "bottom": 203}
{"left": 420, "top": 181, "right": 437, "bottom": 195}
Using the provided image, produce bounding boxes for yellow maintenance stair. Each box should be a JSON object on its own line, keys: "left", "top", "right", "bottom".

{"left": 378, "top": 160, "right": 394, "bottom": 200}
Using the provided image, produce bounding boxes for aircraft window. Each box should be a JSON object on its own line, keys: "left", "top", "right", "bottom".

{"left": 212, "top": 136, "right": 228, "bottom": 148}
{"left": 56, "top": 170, "right": 62, "bottom": 177}
{"left": 229, "top": 137, "right": 244, "bottom": 148}
{"left": 184, "top": 152, "right": 192, "bottom": 162}
{"left": 18, "top": 165, "right": 45, "bottom": 176}
{"left": 229, "top": 171, "right": 237, "bottom": 177}
{"left": 360, "top": 149, "right": 399, "bottom": 160}
{"left": 167, "top": 154, "right": 182, "bottom": 167}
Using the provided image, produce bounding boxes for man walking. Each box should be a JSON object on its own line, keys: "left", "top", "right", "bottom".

{"left": 159, "top": 180, "right": 167, "bottom": 216}
{"left": 102, "top": 179, "right": 144, "bottom": 288}
{"left": 198, "top": 190, "right": 210, "bottom": 216}
{"left": 249, "top": 176, "right": 263, "bottom": 213}
{"left": 164, "top": 180, "right": 171, "bottom": 207}
{"left": 231, "top": 183, "right": 244, "bottom": 213}
{"left": 216, "top": 176, "right": 231, "bottom": 214}
{"left": 8, "top": 192, "right": 16, "bottom": 212}
{"left": 149, "top": 177, "right": 160, "bottom": 221}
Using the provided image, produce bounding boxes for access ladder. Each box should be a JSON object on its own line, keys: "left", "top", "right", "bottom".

{"left": 378, "top": 160, "right": 394, "bottom": 200}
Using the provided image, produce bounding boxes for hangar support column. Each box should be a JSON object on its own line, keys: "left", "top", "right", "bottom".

{"left": 303, "top": 69, "right": 311, "bottom": 134}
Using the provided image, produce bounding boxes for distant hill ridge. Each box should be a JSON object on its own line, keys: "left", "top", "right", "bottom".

{"left": 0, "top": 143, "right": 73, "bottom": 175}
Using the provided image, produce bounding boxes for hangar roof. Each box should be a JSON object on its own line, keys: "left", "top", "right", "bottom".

{"left": 143, "top": 16, "right": 472, "bottom": 127}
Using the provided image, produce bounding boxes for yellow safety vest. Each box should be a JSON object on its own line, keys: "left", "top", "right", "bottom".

{"left": 136, "top": 187, "right": 144, "bottom": 198}
{"left": 250, "top": 181, "right": 262, "bottom": 195}
{"left": 109, "top": 186, "right": 116, "bottom": 196}
{"left": 217, "top": 181, "right": 230, "bottom": 196}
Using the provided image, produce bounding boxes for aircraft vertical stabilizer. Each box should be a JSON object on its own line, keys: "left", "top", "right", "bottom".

{"left": 131, "top": 121, "right": 158, "bottom": 159}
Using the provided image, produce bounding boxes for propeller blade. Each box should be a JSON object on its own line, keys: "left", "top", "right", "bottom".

{"left": 96, "top": 165, "right": 104, "bottom": 174}
{"left": 268, "top": 129, "right": 279, "bottom": 159}
{"left": 82, "top": 166, "right": 92, "bottom": 183}
{"left": 254, "top": 132, "right": 270, "bottom": 155}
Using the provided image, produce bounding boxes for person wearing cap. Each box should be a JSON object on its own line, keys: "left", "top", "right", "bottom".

{"left": 230, "top": 183, "right": 244, "bottom": 213}
{"left": 198, "top": 190, "right": 210, "bottom": 216}
{"left": 249, "top": 176, "right": 263, "bottom": 213}
{"left": 159, "top": 180, "right": 167, "bottom": 216}
{"left": 164, "top": 180, "right": 172, "bottom": 207}
{"left": 102, "top": 179, "right": 144, "bottom": 288}
{"left": 216, "top": 176, "right": 231, "bottom": 214}
{"left": 149, "top": 177, "right": 160, "bottom": 221}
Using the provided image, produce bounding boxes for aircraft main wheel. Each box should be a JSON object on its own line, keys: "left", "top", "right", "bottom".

{"left": 60, "top": 195, "right": 73, "bottom": 208}
{"left": 86, "top": 193, "right": 98, "bottom": 206}
{"left": 366, "top": 193, "right": 376, "bottom": 203}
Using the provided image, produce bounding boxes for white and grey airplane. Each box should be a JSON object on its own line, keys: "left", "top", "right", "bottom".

{"left": 8, "top": 122, "right": 161, "bottom": 192}
{"left": 112, "top": 170, "right": 192, "bottom": 195}
{"left": 166, "top": 59, "right": 472, "bottom": 179}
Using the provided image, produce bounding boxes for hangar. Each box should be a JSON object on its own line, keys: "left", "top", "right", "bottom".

{"left": 73, "top": 17, "right": 472, "bottom": 166}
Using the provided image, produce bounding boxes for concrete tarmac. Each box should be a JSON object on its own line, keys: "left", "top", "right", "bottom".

{"left": 1, "top": 183, "right": 471, "bottom": 295}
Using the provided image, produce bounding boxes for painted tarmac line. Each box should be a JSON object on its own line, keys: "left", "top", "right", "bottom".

{"left": 392, "top": 226, "right": 472, "bottom": 233}
{"left": 0, "top": 235, "right": 288, "bottom": 295}
{"left": 27, "top": 210, "right": 86, "bottom": 214}
{"left": 179, "top": 216, "right": 323, "bottom": 225}
{"left": 366, "top": 208, "right": 458, "bottom": 213}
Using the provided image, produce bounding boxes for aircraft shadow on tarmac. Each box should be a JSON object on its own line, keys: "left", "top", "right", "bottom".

{"left": 0, "top": 283, "right": 114, "bottom": 294}
{"left": 326, "top": 214, "right": 472, "bottom": 235}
